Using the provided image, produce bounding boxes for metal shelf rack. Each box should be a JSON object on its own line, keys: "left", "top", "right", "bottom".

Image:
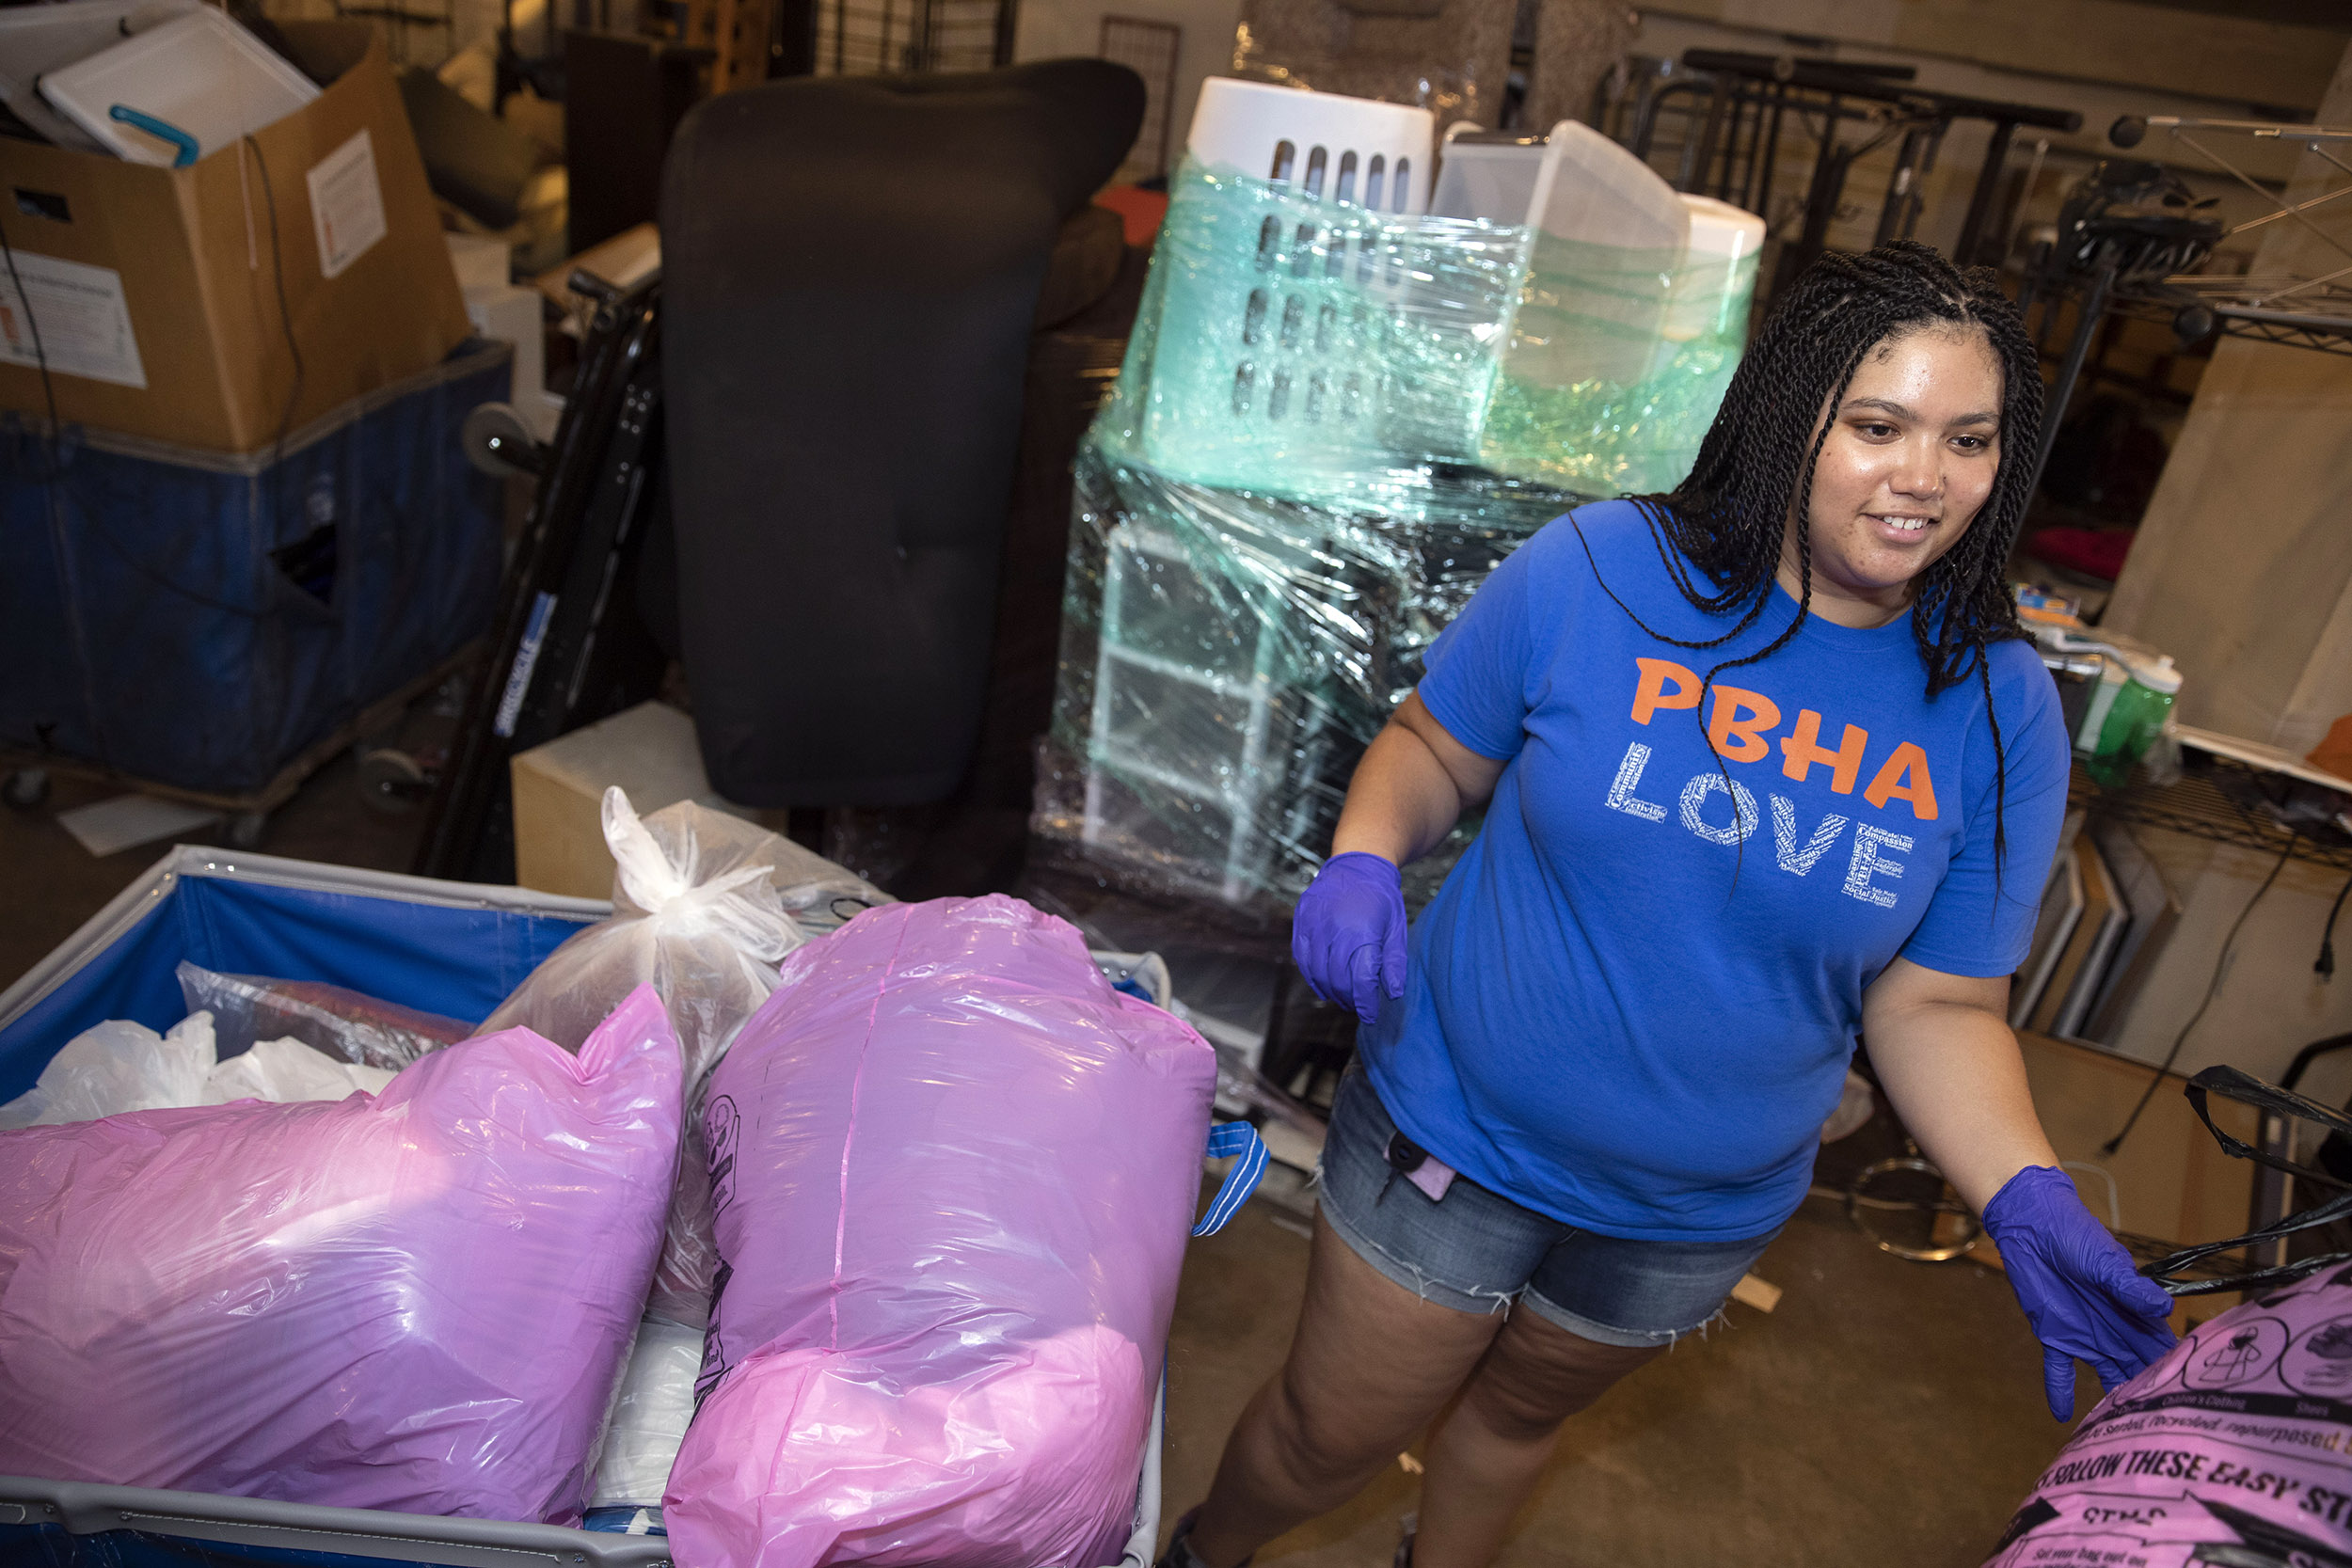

{"left": 2026, "top": 113, "right": 2352, "bottom": 489}
{"left": 2070, "top": 753, "right": 2352, "bottom": 874}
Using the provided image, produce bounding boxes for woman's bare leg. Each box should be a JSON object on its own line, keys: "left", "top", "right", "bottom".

{"left": 1409, "top": 1307, "right": 1663, "bottom": 1568}
{"left": 1184, "top": 1210, "right": 1502, "bottom": 1568}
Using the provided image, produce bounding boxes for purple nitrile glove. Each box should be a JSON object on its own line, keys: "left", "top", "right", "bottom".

{"left": 1982, "top": 1164, "right": 2178, "bottom": 1420}
{"left": 1292, "top": 852, "right": 1408, "bottom": 1027}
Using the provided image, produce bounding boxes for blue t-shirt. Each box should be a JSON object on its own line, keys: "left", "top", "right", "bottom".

{"left": 1359, "top": 499, "right": 2071, "bottom": 1242}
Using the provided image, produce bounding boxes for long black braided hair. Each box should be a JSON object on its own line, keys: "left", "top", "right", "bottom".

{"left": 1591, "top": 238, "right": 2044, "bottom": 875}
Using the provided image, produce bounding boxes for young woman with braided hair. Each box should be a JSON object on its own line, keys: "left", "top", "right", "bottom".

{"left": 1159, "top": 241, "right": 2174, "bottom": 1568}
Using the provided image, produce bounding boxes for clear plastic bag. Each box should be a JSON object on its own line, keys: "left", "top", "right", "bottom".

{"left": 480, "top": 788, "right": 884, "bottom": 1328}
{"left": 1, "top": 1014, "right": 402, "bottom": 1130}
{"left": 0, "top": 1013, "right": 217, "bottom": 1129}
{"left": 0, "top": 987, "right": 681, "bottom": 1524}
{"left": 666, "top": 895, "right": 1217, "bottom": 1568}
{"left": 175, "top": 962, "right": 473, "bottom": 1072}
{"left": 201, "top": 1037, "right": 396, "bottom": 1104}
{"left": 590, "top": 1317, "right": 705, "bottom": 1510}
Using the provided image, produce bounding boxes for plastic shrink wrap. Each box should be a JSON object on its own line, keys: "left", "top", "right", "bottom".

{"left": 481, "top": 788, "right": 882, "bottom": 1329}
{"left": 664, "top": 895, "right": 1218, "bottom": 1568}
{"left": 1987, "top": 1260, "right": 2352, "bottom": 1566}
{"left": 0, "top": 986, "right": 681, "bottom": 1525}
{"left": 1035, "top": 151, "right": 1756, "bottom": 910}
{"left": 1033, "top": 157, "right": 1550, "bottom": 910}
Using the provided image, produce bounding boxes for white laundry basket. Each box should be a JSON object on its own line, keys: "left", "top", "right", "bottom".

{"left": 1126, "top": 79, "right": 1518, "bottom": 497}
{"left": 1187, "top": 77, "right": 1433, "bottom": 214}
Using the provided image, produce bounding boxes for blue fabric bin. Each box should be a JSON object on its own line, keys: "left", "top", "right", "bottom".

{"left": 0, "top": 847, "right": 596, "bottom": 1103}
{"left": 0, "top": 343, "right": 510, "bottom": 798}
{"left": 0, "top": 847, "right": 1167, "bottom": 1568}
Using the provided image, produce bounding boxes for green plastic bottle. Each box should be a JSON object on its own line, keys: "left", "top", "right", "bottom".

{"left": 2087, "top": 654, "right": 2181, "bottom": 785}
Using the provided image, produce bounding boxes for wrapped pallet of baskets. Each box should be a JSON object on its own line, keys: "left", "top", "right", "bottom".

{"left": 1033, "top": 83, "right": 1762, "bottom": 911}
{"left": 1031, "top": 424, "right": 1564, "bottom": 911}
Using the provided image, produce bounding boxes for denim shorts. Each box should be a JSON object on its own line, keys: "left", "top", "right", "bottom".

{"left": 1316, "top": 1067, "right": 1780, "bottom": 1348}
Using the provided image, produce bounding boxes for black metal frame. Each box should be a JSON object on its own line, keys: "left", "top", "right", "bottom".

{"left": 414, "top": 271, "right": 672, "bottom": 884}
{"left": 1609, "top": 50, "right": 2078, "bottom": 295}
{"left": 2019, "top": 115, "right": 2352, "bottom": 496}
{"left": 815, "top": 0, "right": 1013, "bottom": 74}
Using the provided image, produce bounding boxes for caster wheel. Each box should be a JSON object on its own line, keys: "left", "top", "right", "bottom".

{"left": 357, "top": 747, "right": 430, "bottom": 814}
{"left": 3, "top": 768, "right": 50, "bottom": 810}
{"left": 227, "top": 811, "right": 268, "bottom": 850}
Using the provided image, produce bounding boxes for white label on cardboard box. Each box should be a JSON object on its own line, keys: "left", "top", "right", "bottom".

{"left": 0, "top": 251, "right": 147, "bottom": 389}
{"left": 307, "top": 128, "right": 389, "bottom": 281}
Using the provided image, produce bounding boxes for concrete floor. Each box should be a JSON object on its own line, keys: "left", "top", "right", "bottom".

{"left": 1164, "top": 1170, "right": 2085, "bottom": 1568}
{"left": 0, "top": 757, "right": 2090, "bottom": 1564}
{"left": 0, "top": 753, "right": 431, "bottom": 992}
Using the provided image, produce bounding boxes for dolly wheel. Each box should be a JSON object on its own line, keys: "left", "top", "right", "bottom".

{"left": 227, "top": 811, "right": 268, "bottom": 850}
{"left": 357, "top": 747, "right": 431, "bottom": 814}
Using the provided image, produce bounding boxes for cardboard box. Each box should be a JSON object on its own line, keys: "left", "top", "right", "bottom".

{"left": 0, "top": 23, "right": 469, "bottom": 451}
{"left": 512, "top": 700, "right": 813, "bottom": 899}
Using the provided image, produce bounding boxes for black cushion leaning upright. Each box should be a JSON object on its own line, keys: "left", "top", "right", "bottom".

{"left": 660, "top": 60, "right": 1143, "bottom": 807}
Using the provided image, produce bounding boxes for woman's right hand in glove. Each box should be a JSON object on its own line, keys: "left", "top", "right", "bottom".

{"left": 1292, "top": 852, "right": 1408, "bottom": 1026}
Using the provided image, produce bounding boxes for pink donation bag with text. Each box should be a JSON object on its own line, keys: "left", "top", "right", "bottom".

{"left": 0, "top": 986, "right": 681, "bottom": 1524}
{"left": 664, "top": 895, "right": 1218, "bottom": 1568}
{"left": 1988, "top": 1260, "right": 2352, "bottom": 1565}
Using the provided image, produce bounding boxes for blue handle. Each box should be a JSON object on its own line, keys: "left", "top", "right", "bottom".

{"left": 1193, "top": 1121, "right": 1268, "bottom": 1237}
{"left": 108, "top": 105, "right": 199, "bottom": 167}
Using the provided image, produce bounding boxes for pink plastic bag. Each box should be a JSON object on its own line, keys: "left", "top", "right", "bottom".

{"left": 1987, "top": 1260, "right": 2352, "bottom": 1565}
{"left": 0, "top": 985, "right": 681, "bottom": 1525}
{"left": 665, "top": 895, "right": 1218, "bottom": 1568}
{"left": 480, "top": 789, "right": 881, "bottom": 1329}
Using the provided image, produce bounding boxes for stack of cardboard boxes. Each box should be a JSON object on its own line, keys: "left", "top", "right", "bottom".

{"left": 0, "top": 23, "right": 510, "bottom": 817}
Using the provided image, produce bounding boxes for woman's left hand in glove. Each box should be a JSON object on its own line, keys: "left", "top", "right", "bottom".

{"left": 1981, "top": 1164, "right": 2178, "bottom": 1420}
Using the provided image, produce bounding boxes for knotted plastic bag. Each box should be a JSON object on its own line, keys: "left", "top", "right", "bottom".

{"left": 0, "top": 986, "right": 680, "bottom": 1523}
{"left": 1988, "top": 1260, "right": 2352, "bottom": 1565}
{"left": 481, "top": 787, "right": 879, "bottom": 1327}
{"left": 664, "top": 895, "right": 1218, "bottom": 1568}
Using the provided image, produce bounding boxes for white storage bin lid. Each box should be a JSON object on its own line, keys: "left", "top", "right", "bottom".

{"left": 1662, "top": 194, "right": 1767, "bottom": 341}
{"left": 0, "top": 0, "right": 200, "bottom": 152}
{"left": 1678, "top": 195, "right": 1766, "bottom": 263}
{"left": 38, "top": 7, "right": 318, "bottom": 166}
{"left": 1186, "top": 77, "right": 1434, "bottom": 214}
